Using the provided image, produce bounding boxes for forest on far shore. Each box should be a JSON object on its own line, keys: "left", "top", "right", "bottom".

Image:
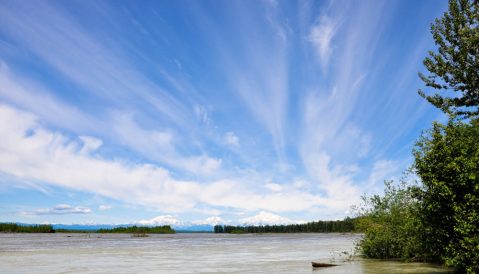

{"left": 214, "top": 218, "right": 356, "bottom": 234}
{"left": 0, "top": 223, "right": 175, "bottom": 234}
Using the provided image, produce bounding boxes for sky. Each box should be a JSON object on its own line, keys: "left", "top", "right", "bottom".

{"left": 0, "top": 0, "right": 448, "bottom": 226}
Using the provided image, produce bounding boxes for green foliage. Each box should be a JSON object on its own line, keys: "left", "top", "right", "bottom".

{"left": 214, "top": 225, "right": 224, "bottom": 233}
{"left": 414, "top": 118, "right": 479, "bottom": 273}
{"left": 97, "top": 225, "right": 175, "bottom": 234}
{"left": 230, "top": 229, "right": 247, "bottom": 234}
{"left": 357, "top": 1, "right": 478, "bottom": 271}
{"left": 357, "top": 119, "right": 479, "bottom": 273}
{"left": 0, "top": 223, "right": 55, "bottom": 233}
{"left": 214, "top": 218, "right": 356, "bottom": 234}
{"left": 354, "top": 180, "right": 426, "bottom": 260}
{"left": 0, "top": 223, "right": 175, "bottom": 234}
{"left": 418, "top": 0, "right": 479, "bottom": 118}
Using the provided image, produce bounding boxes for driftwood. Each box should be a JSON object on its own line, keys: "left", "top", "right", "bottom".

{"left": 311, "top": 262, "right": 338, "bottom": 268}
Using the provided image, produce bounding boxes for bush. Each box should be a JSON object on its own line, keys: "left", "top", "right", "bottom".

{"left": 414, "top": 118, "right": 479, "bottom": 272}
{"left": 354, "top": 180, "right": 426, "bottom": 260}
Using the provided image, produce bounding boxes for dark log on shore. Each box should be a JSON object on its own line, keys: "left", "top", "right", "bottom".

{"left": 311, "top": 262, "right": 338, "bottom": 268}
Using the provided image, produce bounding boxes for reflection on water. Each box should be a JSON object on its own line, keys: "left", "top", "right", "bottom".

{"left": 0, "top": 233, "right": 453, "bottom": 273}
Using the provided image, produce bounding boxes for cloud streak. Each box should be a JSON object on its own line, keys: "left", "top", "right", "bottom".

{"left": 0, "top": 63, "right": 99, "bottom": 134}
{"left": 201, "top": 1, "right": 290, "bottom": 160}
{"left": 308, "top": 15, "right": 338, "bottom": 70}
{"left": 0, "top": 0, "right": 446, "bottom": 223}
{"left": 22, "top": 204, "right": 91, "bottom": 216}
{"left": 0, "top": 104, "right": 347, "bottom": 214}
{"left": 224, "top": 132, "right": 240, "bottom": 147}
{"left": 297, "top": 1, "right": 401, "bottom": 212}
{"left": 0, "top": 1, "right": 190, "bottom": 127}
{"left": 0, "top": 62, "right": 222, "bottom": 177}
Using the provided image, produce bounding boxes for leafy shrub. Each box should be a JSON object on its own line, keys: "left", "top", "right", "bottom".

{"left": 354, "top": 180, "right": 426, "bottom": 260}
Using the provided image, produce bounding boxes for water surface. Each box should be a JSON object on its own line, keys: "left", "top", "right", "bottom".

{"left": 0, "top": 233, "right": 453, "bottom": 273}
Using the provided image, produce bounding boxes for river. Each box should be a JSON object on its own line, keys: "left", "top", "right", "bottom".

{"left": 0, "top": 233, "right": 453, "bottom": 273}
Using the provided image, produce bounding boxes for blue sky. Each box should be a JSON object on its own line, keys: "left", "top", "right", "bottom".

{"left": 0, "top": 0, "right": 447, "bottom": 226}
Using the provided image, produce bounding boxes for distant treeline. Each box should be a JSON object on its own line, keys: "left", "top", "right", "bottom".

{"left": 0, "top": 223, "right": 175, "bottom": 234}
{"left": 97, "top": 225, "right": 175, "bottom": 234}
{"left": 214, "top": 218, "right": 356, "bottom": 233}
{"left": 0, "top": 223, "right": 55, "bottom": 233}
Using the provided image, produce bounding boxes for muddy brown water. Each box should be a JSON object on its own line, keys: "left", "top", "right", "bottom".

{"left": 0, "top": 233, "right": 453, "bottom": 273}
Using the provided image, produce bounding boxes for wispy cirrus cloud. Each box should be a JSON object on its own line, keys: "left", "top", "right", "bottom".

{"left": 297, "top": 1, "right": 399, "bottom": 209}
{"left": 0, "top": 0, "right": 447, "bottom": 224}
{"left": 0, "top": 63, "right": 99, "bottom": 134}
{"left": 0, "top": 104, "right": 345, "bottom": 214}
{"left": 0, "top": 66, "right": 222, "bottom": 176}
{"left": 198, "top": 0, "right": 290, "bottom": 161}
{"left": 98, "top": 205, "right": 112, "bottom": 211}
{"left": 308, "top": 15, "right": 338, "bottom": 70}
{"left": 111, "top": 112, "right": 222, "bottom": 176}
{"left": 22, "top": 204, "right": 91, "bottom": 216}
{"left": 224, "top": 132, "right": 240, "bottom": 147}
{"left": 0, "top": 1, "right": 189, "bottom": 126}
{"left": 0, "top": 0, "right": 395, "bottom": 215}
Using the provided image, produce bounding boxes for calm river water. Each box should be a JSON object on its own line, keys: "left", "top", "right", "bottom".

{"left": 0, "top": 233, "right": 453, "bottom": 273}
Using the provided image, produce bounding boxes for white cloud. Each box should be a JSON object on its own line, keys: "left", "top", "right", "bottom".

{"left": 0, "top": 64, "right": 221, "bottom": 177}
{"left": 214, "top": 3, "right": 289, "bottom": 159}
{"left": 292, "top": 179, "right": 309, "bottom": 189}
{"left": 0, "top": 0, "right": 430, "bottom": 224}
{"left": 308, "top": 16, "right": 338, "bottom": 69}
{"left": 0, "top": 104, "right": 333, "bottom": 214}
{"left": 300, "top": 3, "right": 392, "bottom": 190}
{"left": 240, "top": 211, "right": 302, "bottom": 225}
{"left": 224, "top": 131, "right": 240, "bottom": 147}
{"left": 0, "top": 63, "right": 99, "bottom": 133}
{"left": 194, "top": 105, "right": 211, "bottom": 125}
{"left": 365, "top": 159, "right": 399, "bottom": 194}
{"left": 22, "top": 204, "right": 91, "bottom": 215}
{"left": 79, "top": 136, "right": 103, "bottom": 155}
{"left": 264, "top": 183, "right": 283, "bottom": 192}
{"left": 111, "top": 112, "right": 222, "bottom": 176}
{"left": 0, "top": 1, "right": 189, "bottom": 126}
{"left": 98, "top": 205, "right": 112, "bottom": 211}
{"left": 357, "top": 133, "right": 372, "bottom": 158}
{"left": 137, "top": 215, "right": 181, "bottom": 226}
{"left": 301, "top": 148, "right": 361, "bottom": 211}
{"left": 299, "top": 7, "right": 390, "bottom": 213}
